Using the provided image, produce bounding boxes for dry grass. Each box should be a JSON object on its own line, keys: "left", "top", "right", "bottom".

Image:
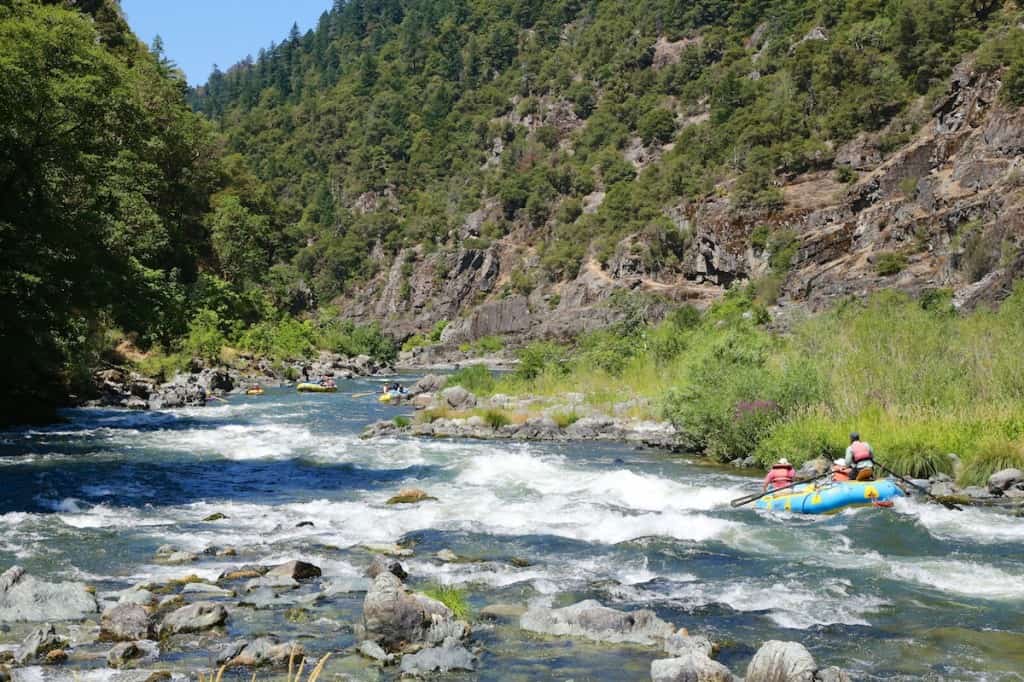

{"left": 197, "top": 649, "right": 332, "bottom": 682}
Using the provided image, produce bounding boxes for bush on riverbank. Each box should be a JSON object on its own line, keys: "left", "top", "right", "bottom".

{"left": 488, "top": 285, "right": 1024, "bottom": 485}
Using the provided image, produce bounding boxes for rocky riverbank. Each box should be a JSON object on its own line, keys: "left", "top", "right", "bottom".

{"left": 0, "top": 555, "right": 851, "bottom": 682}
{"left": 362, "top": 374, "right": 681, "bottom": 449}
{"left": 86, "top": 351, "right": 395, "bottom": 411}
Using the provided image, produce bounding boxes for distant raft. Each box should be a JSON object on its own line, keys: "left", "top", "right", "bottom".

{"left": 755, "top": 479, "right": 904, "bottom": 514}
{"left": 245, "top": 388, "right": 264, "bottom": 396}
{"left": 296, "top": 383, "right": 337, "bottom": 393}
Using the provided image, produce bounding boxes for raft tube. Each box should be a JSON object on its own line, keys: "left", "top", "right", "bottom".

{"left": 296, "top": 383, "right": 337, "bottom": 393}
{"left": 378, "top": 391, "right": 403, "bottom": 402}
{"left": 245, "top": 388, "right": 264, "bottom": 396}
{"left": 755, "top": 479, "right": 904, "bottom": 514}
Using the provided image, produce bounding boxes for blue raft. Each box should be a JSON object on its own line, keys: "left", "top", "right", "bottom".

{"left": 755, "top": 479, "right": 904, "bottom": 514}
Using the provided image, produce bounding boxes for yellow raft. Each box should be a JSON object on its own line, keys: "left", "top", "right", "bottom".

{"left": 296, "top": 383, "right": 337, "bottom": 393}
{"left": 245, "top": 388, "right": 265, "bottom": 396}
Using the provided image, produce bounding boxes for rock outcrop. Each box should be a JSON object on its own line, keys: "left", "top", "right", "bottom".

{"left": 745, "top": 641, "right": 850, "bottom": 682}
{"left": 15, "top": 624, "right": 68, "bottom": 665}
{"left": 216, "top": 637, "right": 305, "bottom": 668}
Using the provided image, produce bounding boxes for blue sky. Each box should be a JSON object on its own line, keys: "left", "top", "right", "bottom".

{"left": 121, "top": 1, "right": 332, "bottom": 86}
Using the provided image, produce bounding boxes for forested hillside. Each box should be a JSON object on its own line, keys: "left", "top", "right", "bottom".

{"left": 189, "top": 0, "right": 1024, "bottom": 342}
{"left": 5, "top": 0, "right": 1024, "bottom": 423}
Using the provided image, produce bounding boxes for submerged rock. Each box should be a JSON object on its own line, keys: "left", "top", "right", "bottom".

{"left": 181, "top": 583, "right": 234, "bottom": 598}
{"left": 519, "top": 600, "right": 674, "bottom": 646}
{"left": 244, "top": 575, "right": 299, "bottom": 592}
{"left": 399, "top": 637, "right": 476, "bottom": 676}
{"left": 202, "top": 513, "right": 228, "bottom": 522}
{"left": 159, "top": 602, "right": 228, "bottom": 636}
{"left": 814, "top": 667, "right": 852, "bottom": 682}
{"left": 479, "top": 603, "right": 527, "bottom": 623}
{"left": 0, "top": 566, "right": 99, "bottom": 623}
{"left": 15, "top": 624, "right": 68, "bottom": 665}
{"left": 386, "top": 487, "right": 437, "bottom": 505}
{"left": 356, "top": 639, "right": 395, "bottom": 665}
{"left": 266, "top": 560, "right": 322, "bottom": 581}
{"left": 100, "top": 604, "right": 155, "bottom": 642}
{"left": 746, "top": 641, "right": 816, "bottom": 682}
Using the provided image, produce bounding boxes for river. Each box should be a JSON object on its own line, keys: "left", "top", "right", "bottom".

{"left": 1, "top": 380, "right": 1023, "bottom": 680}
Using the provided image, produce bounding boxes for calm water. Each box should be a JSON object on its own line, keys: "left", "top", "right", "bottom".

{"left": 1, "top": 381, "right": 1023, "bottom": 680}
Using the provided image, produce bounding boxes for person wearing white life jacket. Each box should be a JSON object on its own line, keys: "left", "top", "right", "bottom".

{"left": 843, "top": 432, "right": 875, "bottom": 481}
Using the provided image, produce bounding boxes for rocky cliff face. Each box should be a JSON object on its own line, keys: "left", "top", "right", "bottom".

{"left": 339, "top": 61, "right": 1024, "bottom": 344}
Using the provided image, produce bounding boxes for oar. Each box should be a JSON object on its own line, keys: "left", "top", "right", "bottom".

{"left": 208, "top": 394, "right": 228, "bottom": 403}
{"left": 875, "top": 462, "right": 963, "bottom": 511}
{"left": 730, "top": 471, "right": 830, "bottom": 508}
{"left": 350, "top": 392, "right": 377, "bottom": 399}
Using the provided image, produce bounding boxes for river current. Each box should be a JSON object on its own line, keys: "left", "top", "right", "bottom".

{"left": 1, "top": 380, "right": 1023, "bottom": 680}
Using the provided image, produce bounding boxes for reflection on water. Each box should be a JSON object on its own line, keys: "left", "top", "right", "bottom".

{"left": 2, "top": 382, "right": 1023, "bottom": 680}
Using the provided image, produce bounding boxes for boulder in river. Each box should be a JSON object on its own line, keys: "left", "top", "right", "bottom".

{"left": 365, "top": 556, "right": 409, "bottom": 581}
{"left": 814, "top": 667, "right": 852, "bottom": 682}
{"left": 15, "top": 624, "right": 69, "bottom": 664}
{"left": 107, "top": 641, "right": 159, "bottom": 669}
{"left": 441, "top": 386, "right": 476, "bottom": 410}
{"left": 411, "top": 374, "right": 447, "bottom": 396}
{"left": 356, "top": 640, "right": 395, "bottom": 665}
{"left": 988, "top": 468, "right": 1024, "bottom": 494}
{"left": 244, "top": 575, "right": 299, "bottom": 592}
{"left": 651, "top": 652, "right": 734, "bottom": 682}
{"left": 745, "top": 640, "right": 816, "bottom": 682}
{"left": 0, "top": 566, "right": 99, "bottom": 623}
{"left": 266, "top": 560, "right": 322, "bottom": 581}
{"left": 100, "top": 604, "right": 155, "bottom": 641}
{"left": 399, "top": 637, "right": 476, "bottom": 676}
{"left": 519, "top": 599, "right": 674, "bottom": 646}
{"left": 159, "top": 602, "right": 228, "bottom": 636}
{"left": 360, "top": 571, "right": 469, "bottom": 653}
{"left": 216, "top": 636, "right": 304, "bottom": 668}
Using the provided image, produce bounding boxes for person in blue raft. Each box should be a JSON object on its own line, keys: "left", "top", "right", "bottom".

{"left": 844, "top": 432, "right": 876, "bottom": 481}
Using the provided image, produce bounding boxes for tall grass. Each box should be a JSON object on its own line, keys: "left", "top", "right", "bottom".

{"left": 421, "top": 584, "right": 471, "bottom": 620}
{"left": 496, "top": 285, "right": 1024, "bottom": 485}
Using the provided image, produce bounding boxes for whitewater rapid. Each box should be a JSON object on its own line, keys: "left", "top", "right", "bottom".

{"left": 2, "top": 384, "right": 1023, "bottom": 680}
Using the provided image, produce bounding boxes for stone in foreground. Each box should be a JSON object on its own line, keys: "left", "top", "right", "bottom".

{"left": 266, "top": 560, "right": 322, "bottom": 581}
{"left": 15, "top": 624, "right": 69, "bottom": 665}
{"left": 100, "top": 604, "right": 155, "bottom": 642}
{"left": 0, "top": 566, "right": 99, "bottom": 623}
{"left": 519, "top": 599, "right": 674, "bottom": 646}
{"left": 159, "top": 602, "right": 228, "bottom": 636}
{"left": 746, "top": 641, "right": 817, "bottom": 682}
{"left": 399, "top": 637, "right": 476, "bottom": 676}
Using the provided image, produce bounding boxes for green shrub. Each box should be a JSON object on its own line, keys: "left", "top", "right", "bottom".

{"left": 448, "top": 364, "right": 496, "bottom": 394}
{"left": 240, "top": 318, "right": 317, "bottom": 360}
{"left": 515, "top": 341, "right": 570, "bottom": 381}
{"left": 421, "top": 585, "right": 471, "bottom": 620}
{"left": 393, "top": 415, "right": 411, "bottom": 428}
{"left": 880, "top": 442, "right": 953, "bottom": 479}
{"left": 638, "top": 107, "right": 676, "bottom": 145}
{"left": 483, "top": 409, "right": 511, "bottom": 429}
{"left": 835, "top": 165, "right": 858, "bottom": 183}
{"left": 471, "top": 336, "right": 504, "bottom": 353}
{"left": 183, "top": 309, "right": 227, "bottom": 363}
{"left": 320, "top": 320, "right": 397, "bottom": 364}
{"left": 402, "top": 333, "right": 430, "bottom": 352}
{"left": 551, "top": 411, "right": 580, "bottom": 428}
{"left": 875, "top": 252, "right": 908, "bottom": 276}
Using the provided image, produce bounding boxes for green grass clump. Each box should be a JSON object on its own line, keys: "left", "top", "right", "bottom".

{"left": 393, "top": 415, "right": 411, "bottom": 428}
{"left": 957, "top": 438, "right": 1024, "bottom": 487}
{"left": 448, "top": 364, "right": 496, "bottom": 395}
{"left": 483, "top": 409, "right": 511, "bottom": 429}
{"left": 551, "top": 411, "right": 580, "bottom": 428}
{"left": 421, "top": 584, "right": 471, "bottom": 620}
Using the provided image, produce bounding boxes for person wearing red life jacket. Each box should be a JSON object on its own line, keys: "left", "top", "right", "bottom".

{"left": 762, "top": 457, "right": 796, "bottom": 491}
{"left": 844, "top": 432, "right": 875, "bottom": 481}
{"left": 831, "top": 458, "right": 853, "bottom": 482}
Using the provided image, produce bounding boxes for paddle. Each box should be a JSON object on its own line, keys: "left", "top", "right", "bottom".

{"left": 350, "top": 392, "right": 378, "bottom": 399}
{"left": 208, "top": 394, "right": 228, "bottom": 403}
{"left": 875, "top": 462, "right": 963, "bottom": 511}
{"left": 730, "top": 471, "right": 830, "bottom": 508}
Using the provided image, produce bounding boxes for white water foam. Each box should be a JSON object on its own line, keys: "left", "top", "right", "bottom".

{"left": 895, "top": 497, "right": 1024, "bottom": 544}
